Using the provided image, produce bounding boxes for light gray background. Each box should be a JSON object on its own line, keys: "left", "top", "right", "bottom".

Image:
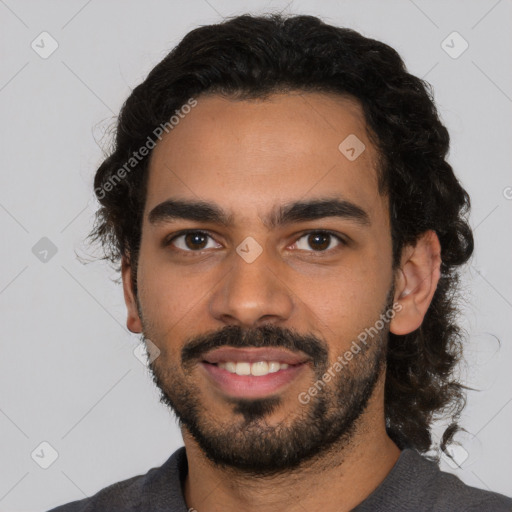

{"left": 1, "top": 1, "right": 511, "bottom": 510}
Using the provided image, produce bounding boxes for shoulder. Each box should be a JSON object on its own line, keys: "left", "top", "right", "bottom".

{"left": 400, "top": 449, "right": 512, "bottom": 511}
{"left": 355, "top": 449, "right": 512, "bottom": 512}
{"left": 46, "top": 446, "right": 188, "bottom": 512}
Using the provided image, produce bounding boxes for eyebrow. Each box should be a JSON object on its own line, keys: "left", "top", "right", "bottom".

{"left": 148, "top": 197, "right": 371, "bottom": 229}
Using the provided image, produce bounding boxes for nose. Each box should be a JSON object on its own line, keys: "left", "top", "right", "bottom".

{"left": 208, "top": 245, "right": 294, "bottom": 328}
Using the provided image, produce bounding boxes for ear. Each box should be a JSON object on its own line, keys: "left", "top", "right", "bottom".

{"left": 121, "top": 254, "right": 143, "bottom": 333}
{"left": 390, "top": 230, "right": 441, "bottom": 336}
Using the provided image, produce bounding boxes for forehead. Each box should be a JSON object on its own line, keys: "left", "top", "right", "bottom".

{"left": 145, "top": 92, "right": 385, "bottom": 224}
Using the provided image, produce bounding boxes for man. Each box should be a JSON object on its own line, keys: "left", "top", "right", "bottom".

{"left": 49, "top": 13, "right": 512, "bottom": 512}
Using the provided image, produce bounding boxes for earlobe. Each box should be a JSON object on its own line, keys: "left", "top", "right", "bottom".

{"left": 121, "top": 254, "right": 143, "bottom": 333}
{"left": 390, "top": 230, "right": 441, "bottom": 336}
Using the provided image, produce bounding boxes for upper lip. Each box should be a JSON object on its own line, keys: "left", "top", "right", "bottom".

{"left": 202, "top": 347, "right": 310, "bottom": 365}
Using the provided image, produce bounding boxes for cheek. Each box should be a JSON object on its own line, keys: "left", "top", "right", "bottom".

{"left": 140, "top": 271, "right": 194, "bottom": 322}
{"left": 137, "top": 253, "right": 224, "bottom": 344}
{"left": 297, "top": 254, "right": 392, "bottom": 346}
{"left": 301, "top": 276, "right": 370, "bottom": 339}
{"left": 137, "top": 273, "right": 193, "bottom": 365}
{"left": 136, "top": 253, "right": 192, "bottom": 332}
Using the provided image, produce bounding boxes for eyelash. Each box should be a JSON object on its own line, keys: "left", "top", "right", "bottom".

{"left": 164, "top": 229, "right": 348, "bottom": 256}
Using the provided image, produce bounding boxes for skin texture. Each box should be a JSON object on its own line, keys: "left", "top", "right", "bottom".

{"left": 121, "top": 92, "right": 441, "bottom": 512}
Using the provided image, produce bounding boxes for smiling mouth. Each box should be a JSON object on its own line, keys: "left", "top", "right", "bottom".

{"left": 203, "top": 360, "right": 302, "bottom": 376}
{"left": 198, "top": 346, "right": 311, "bottom": 398}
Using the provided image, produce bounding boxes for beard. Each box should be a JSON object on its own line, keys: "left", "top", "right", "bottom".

{"left": 140, "top": 291, "right": 392, "bottom": 477}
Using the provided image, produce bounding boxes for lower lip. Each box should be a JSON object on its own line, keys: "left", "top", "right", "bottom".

{"left": 200, "top": 362, "right": 308, "bottom": 399}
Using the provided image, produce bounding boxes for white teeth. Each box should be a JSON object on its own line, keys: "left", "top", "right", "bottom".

{"left": 224, "top": 361, "right": 236, "bottom": 373}
{"left": 217, "top": 361, "right": 290, "bottom": 376}
{"left": 251, "top": 361, "right": 269, "bottom": 376}
{"left": 235, "top": 362, "right": 251, "bottom": 376}
{"left": 268, "top": 361, "right": 281, "bottom": 373}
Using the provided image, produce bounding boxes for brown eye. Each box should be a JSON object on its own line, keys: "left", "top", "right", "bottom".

{"left": 294, "top": 231, "right": 345, "bottom": 252}
{"left": 184, "top": 232, "right": 208, "bottom": 250}
{"left": 168, "top": 231, "right": 219, "bottom": 252}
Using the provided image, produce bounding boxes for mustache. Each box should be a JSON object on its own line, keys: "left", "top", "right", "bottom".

{"left": 181, "top": 324, "right": 328, "bottom": 367}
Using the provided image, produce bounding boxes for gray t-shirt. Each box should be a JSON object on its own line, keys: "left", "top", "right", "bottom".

{"left": 47, "top": 446, "right": 512, "bottom": 511}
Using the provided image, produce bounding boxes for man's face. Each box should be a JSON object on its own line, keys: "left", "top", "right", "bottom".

{"left": 126, "top": 92, "right": 396, "bottom": 474}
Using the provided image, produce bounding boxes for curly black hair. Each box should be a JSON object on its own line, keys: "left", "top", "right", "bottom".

{"left": 89, "top": 13, "right": 474, "bottom": 456}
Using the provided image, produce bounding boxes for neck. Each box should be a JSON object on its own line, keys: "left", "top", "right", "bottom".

{"left": 182, "top": 384, "right": 401, "bottom": 512}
